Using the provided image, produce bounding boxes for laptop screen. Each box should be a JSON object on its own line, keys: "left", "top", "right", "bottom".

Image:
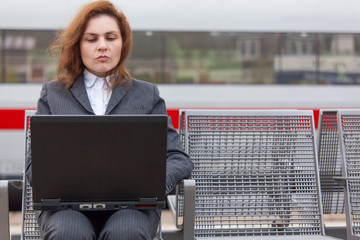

{"left": 30, "top": 115, "right": 168, "bottom": 210}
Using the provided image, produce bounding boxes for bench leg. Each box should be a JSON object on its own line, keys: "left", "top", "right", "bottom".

{"left": 182, "top": 179, "right": 195, "bottom": 240}
{"left": 0, "top": 180, "right": 10, "bottom": 240}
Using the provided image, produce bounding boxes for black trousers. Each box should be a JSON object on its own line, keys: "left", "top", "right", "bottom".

{"left": 37, "top": 209, "right": 161, "bottom": 240}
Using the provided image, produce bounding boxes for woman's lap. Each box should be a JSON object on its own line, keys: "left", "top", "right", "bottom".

{"left": 38, "top": 208, "right": 161, "bottom": 240}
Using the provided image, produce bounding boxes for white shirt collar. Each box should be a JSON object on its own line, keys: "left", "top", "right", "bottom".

{"left": 83, "top": 69, "right": 113, "bottom": 115}
{"left": 83, "top": 69, "right": 113, "bottom": 88}
{"left": 84, "top": 69, "right": 99, "bottom": 88}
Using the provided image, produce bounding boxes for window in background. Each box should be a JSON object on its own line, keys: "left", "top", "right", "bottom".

{"left": 127, "top": 31, "right": 164, "bottom": 83}
{"left": 0, "top": 30, "right": 3, "bottom": 82}
{"left": 165, "top": 32, "right": 218, "bottom": 84}
{"left": 165, "top": 32, "right": 278, "bottom": 84}
{"left": 318, "top": 33, "right": 360, "bottom": 84}
{"left": 274, "top": 33, "right": 317, "bottom": 84}
{"left": 236, "top": 33, "right": 277, "bottom": 84}
{"left": 0, "top": 30, "right": 57, "bottom": 83}
{"left": 1, "top": 30, "right": 360, "bottom": 85}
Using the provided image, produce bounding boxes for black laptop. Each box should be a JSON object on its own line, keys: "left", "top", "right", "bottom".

{"left": 30, "top": 115, "right": 168, "bottom": 211}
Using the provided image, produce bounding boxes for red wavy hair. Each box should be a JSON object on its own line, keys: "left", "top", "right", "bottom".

{"left": 49, "top": 0, "right": 132, "bottom": 89}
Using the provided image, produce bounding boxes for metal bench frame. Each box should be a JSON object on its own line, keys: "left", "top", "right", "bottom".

{"left": 317, "top": 110, "right": 345, "bottom": 214}
{"left": 0, "top": 180, "right": 10, "bottom": 240}
{"left": 168, "top": 109, "right": 339, "bottom": 239}
{"left": 337, "top": 109, "right": 360, "bottom": 240}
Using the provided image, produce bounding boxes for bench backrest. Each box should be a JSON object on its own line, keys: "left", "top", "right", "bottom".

{"left": 22, "top": 110, "right": 42, "bottom": 240}
{"left": 338, "top": 109, "right": 360, "bottom": 240}
{"left": 179, "top": 109, "right": 326, "bottom": 238}
{"left": 317, "top": 110, "right": 344, "bottom": 214}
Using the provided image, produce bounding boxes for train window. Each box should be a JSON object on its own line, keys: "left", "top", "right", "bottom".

{"left": 1, "top": 30, "right": 360, "bottom": 84}
{"left": 0, "top": 30, "right": 56, "bottom": 83}
{"left": 318, "top": 34, "right": 360, "bottom": 84}
{"left": 127, "top": 31, "right": 164, "bottom": 83}
{"left": 276, "top": 33, "right": 318, "bottom": 84}
{"left": 163, "top": 32, "right": 277, "bottom": 84}
{"left": 0, "top": 30, "right": 2, "bottom": 81}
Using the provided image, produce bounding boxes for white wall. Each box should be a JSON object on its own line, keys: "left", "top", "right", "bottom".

{"left": 1, "top": 0, "right": 360, "bottom": 32}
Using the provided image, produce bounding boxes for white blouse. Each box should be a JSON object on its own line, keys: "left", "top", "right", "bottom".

{"left": 84, "top": 70, "right": 112, "bottom": 115}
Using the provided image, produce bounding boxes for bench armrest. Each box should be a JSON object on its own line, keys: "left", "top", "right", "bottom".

{"left": 333, "top": 176, "right": 360, "bottom": 185}
{"left": 167, "top": 179, "right": 195, "bottom": 240}
{"left": 0, "top": 180, "right": 22, "bottom": 240}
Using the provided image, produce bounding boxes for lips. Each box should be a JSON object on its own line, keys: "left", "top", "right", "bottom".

{"left": 96, "top": 55, "right": 109, "bottom": 61}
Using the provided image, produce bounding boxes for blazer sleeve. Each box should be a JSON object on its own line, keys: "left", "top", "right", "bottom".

{"left": 150, "top": 85, "right": 194, "bottom": 194}
{"left": 25, "top": 83, "right": 51, "bottom": 185}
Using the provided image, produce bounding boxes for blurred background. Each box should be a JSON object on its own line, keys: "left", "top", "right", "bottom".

{"left": 1, "top": 0, "right": 360, "bottom": 188}
{"left": 2, "top": 0, "right": 360, "bottom": 85}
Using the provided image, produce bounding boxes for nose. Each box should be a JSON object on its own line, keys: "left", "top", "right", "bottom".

{"left": 97, "top": 37, "right": 108, "bottom": 51}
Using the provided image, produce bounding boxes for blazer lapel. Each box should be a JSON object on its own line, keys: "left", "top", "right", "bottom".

{"left": 105, "top": 81, "right": 131, "bottom": 114}
{"left": 70, "top": 74, "right": 94, "bottom": 114}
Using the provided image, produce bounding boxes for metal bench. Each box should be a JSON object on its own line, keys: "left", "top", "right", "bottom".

{"left": 317, "top": 110, "right": 345, "bottom": 214}
{"left": 168, "top": 109, "right": 339, "bottom": 239}
{"left": 336, "top": 109, "right": 360, "bottom": 240}
{"left": 0, "top": 110, "right": 39, "bottom": 240}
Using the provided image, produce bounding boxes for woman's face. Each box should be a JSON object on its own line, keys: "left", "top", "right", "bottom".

{"left": 80, "top": 15, "right": 123, "bottom": 77}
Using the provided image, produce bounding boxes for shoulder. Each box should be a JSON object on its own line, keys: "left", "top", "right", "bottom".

{"left": 40, "top": 80, "right": 75, "bottom": 102}
{"left": 131, "top": 78, "right": 158, "bottom": 90}
{"left": 42, "top": 80, "right": 67, "bottom": 92}
{"left": 128, "top": 78, "right": 159, "bottom": 96}
{"left": 43, "top": 74, "right": 84, "bottom": 92}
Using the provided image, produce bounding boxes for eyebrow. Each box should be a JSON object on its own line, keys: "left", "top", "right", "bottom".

{"left": 83, "top": 31, "right": 120, "bottom": 36}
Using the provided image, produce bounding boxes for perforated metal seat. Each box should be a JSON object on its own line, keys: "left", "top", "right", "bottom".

{"left": 169, "top": 109, "right": 338, "bottom": 239}
{"left": 337, "top": 109, "right": 360, "bottom": 240}
{"left": 22, "top": 110, "right": 42, "bottom": 240}
{"left": 0, "top": 110, "right": 40, "bottom": 240}
{"left": 317, "top": 110, "right": 344, "bottom": 214}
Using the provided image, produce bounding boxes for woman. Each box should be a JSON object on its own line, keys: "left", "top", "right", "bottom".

{"left": 25, "top": 1, "right": 194, "bottom": 239}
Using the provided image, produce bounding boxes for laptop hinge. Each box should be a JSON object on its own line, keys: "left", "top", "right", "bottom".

{"left": 41, "top": 198, "right": 61, "bottom": 209}
{"left": 139, "top": 198, "right": 157, "bottom": 205}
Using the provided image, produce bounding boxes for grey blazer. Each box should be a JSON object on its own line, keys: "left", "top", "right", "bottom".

{"left": 26, "top": 74, "right": 194, "bottom": 194}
